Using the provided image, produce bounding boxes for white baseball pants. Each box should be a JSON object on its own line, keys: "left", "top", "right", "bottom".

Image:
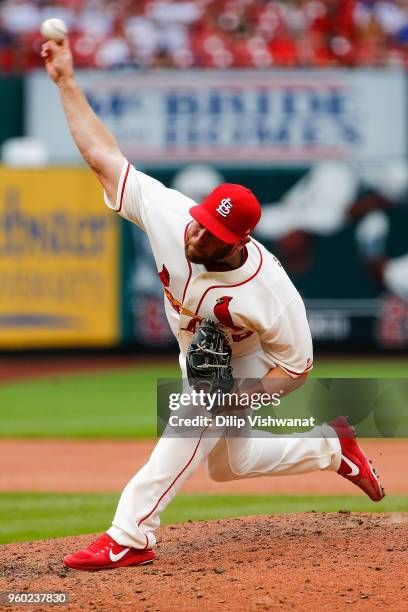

{"left": 108, "top": 353, "right": 341, "bottom": 550}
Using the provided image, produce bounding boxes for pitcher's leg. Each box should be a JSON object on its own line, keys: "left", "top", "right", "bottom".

{"left": 108, "top": 427, "right": 219, "bottom": 549}
{"left": 206, "top": 351, "right": 341, "bottom": 480}
{"left": 207, "top": 425, "right": 341, "bottom": 482}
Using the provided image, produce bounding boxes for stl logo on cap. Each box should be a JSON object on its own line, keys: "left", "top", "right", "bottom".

{"left": 189, "top": 183, "right": 261, "bottom": 244}
{"left": 216, "top": 197, "right": 233, "bottom": 218}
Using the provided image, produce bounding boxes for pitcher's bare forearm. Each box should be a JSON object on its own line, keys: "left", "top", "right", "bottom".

{"left": 57, "top": 77, "right": 124, "bottom": 185}
{"left": 41, "top": 39, "right": 124, "bottom": 201}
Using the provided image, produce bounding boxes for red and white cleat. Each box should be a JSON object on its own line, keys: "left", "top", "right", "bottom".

{"left": 330, "top": 416, "right": 385, "bottom": 502}
{"left": 63, "top": 533, "right": 155, "bottom": 571}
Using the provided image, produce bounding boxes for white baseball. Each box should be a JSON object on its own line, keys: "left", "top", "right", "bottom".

{"left": 40, "top": 18, "right": 68, "bottom": 42}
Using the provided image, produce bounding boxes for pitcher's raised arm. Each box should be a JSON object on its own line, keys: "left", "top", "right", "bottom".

{"left": 41, "top": 38, "right": 125, "bottom": 204}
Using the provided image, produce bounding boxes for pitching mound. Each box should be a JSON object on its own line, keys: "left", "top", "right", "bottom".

{"left": 1, "top": 513, "right": 407, "bottom": 611}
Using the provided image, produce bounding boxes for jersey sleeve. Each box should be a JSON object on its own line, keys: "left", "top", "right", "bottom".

{"left": 259, "top": 294, "right": 313, "bottom": 377}
{"left": 103, "top": 159, "right": 172, "bottom": 231}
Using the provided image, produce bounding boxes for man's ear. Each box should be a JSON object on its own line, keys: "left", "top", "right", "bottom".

{"left": 240, "top": 235, "right": 251, "bottom": 247}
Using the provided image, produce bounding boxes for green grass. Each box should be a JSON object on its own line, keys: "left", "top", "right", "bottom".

{"left": 0, "top": 492, "right": 406, "bottom": 544}
{"left": 0, "top": 359, "right": 406, "bottom": 439}
{"left": 0, "top": 366, "right": 176, "bottom": 439}
{"left": 311, "top": 359, "right": 408, "bottom": 378}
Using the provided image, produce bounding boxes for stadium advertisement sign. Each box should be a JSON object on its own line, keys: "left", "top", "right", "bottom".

{"left": 27, "top": 69, "right": 406, "bottom": 164}
{"left": 0, "top": 168, "right": 119, "bottom": 348}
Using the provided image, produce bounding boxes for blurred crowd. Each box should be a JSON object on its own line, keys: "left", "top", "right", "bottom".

{"left": 2, "top": 0, "right": 408, "bottom": 71}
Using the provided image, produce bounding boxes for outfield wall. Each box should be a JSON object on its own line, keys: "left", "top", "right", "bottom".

{"left": 0, "top": 167, "right": 120, "bottom": 349}
{"left": 0, "top": 69, "right": 407, "bottom": 350}
{"left": 26, "top": 68, "right": 408, "bottom": 164}
{"left": 0, "top": 163, "right": 406, "bottom": 351}
{"left": 0, "top": 76, "right": 23, "bottom": 149}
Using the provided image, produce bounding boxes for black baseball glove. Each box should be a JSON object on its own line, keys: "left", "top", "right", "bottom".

{"left": 186, "top": 318, "right": 234, "bottom": 394}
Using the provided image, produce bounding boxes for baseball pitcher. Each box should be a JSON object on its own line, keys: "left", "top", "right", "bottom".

{"left": 41, "top": 38, "right": 385, "bottom": 572}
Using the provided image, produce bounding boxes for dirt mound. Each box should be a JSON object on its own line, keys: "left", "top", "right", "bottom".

{"left": 1, "top": 513, "right": 407, "bottom": 611}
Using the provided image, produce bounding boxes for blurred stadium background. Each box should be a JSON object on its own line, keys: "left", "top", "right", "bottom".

{"left": 0, "top": 0, "right": 407, "bottom": 544}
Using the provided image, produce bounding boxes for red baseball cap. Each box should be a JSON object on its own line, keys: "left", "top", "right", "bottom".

{"left": 189, "top": 183, "right": 262, "bottom": 244}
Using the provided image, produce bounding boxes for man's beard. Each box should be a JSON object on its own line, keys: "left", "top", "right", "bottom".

{"left": 184, "top": 242, "right": 232, "bottom": 265}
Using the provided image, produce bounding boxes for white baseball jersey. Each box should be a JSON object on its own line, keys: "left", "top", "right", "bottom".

{"left": 104, "top": 160, "right": 313, "bottom": 378}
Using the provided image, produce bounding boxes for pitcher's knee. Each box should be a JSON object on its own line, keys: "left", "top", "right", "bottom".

{"left": 207, "top": 458, "right": 250, "bottom": 482}
{"left": 229, "top": 462, "right": 250, "bottom": 478}
{"left": 207, "top": 463, "right": 231, "bottom": 482}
